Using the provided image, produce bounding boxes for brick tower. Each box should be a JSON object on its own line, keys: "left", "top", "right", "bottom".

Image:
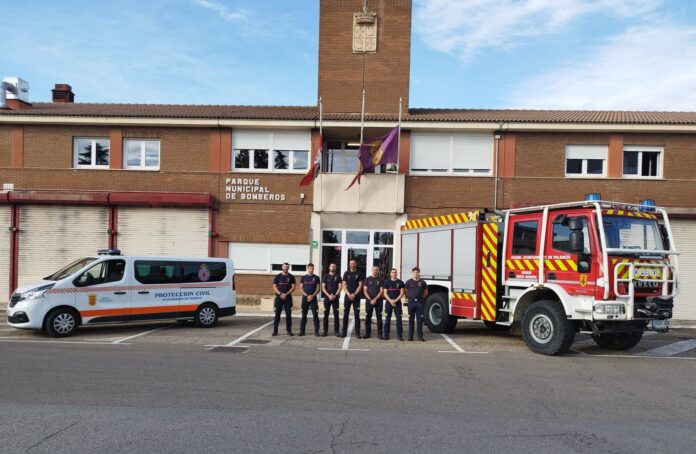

{"left": 318, "top": 0, "right": 412, "bottom": 115}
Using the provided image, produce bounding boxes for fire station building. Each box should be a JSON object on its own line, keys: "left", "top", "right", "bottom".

{"left": 1, "top": 0, "right": 695, "bottom": 319}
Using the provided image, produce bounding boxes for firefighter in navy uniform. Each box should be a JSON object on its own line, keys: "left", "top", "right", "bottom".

{"left": 299, "top": 263, "right": 321, "bottom": 336}
{"left": 363, "top": 266, "right": 383, "bottom": 339}
{"left": 405, "top": 267, "right": 428, "bottom": 341}
{"left": 321, "top": 262, "right": 341, "bottom": 337}
{"left": 382, "top": 268, "right": 405, "bottom": 341}
{"left": 272, "top": 262, "right": 296, "bottom": 336}
{"left": 341, "top": 259, "right": 364, "bottom": 338}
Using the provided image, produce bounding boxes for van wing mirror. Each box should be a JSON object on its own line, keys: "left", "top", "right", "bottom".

{"left": 659, "top": 224, "right": 670, "bottom": 250}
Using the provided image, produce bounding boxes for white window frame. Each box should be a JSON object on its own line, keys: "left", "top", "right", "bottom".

{"left": 622, "top": 145, "right": 663, "bottom": 179}
{"left": 232, "top": 131, "right": 310, "bottom": 174}
{"left": 73, "top": 137, "right": 110, "bottom": 169}
{"left": 229, "top": 242, "right": 310, "bottom": 274}
{"left": 409, "top": 132, "right": 493, "bottom": 176}
{"left": 124, "top": 139, "right": 160, "bottom": 171}
{"left": 564, "top": 145, "right": 607, "bottom": 178}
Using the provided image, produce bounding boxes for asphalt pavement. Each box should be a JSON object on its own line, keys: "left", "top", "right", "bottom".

{"left": 1, "top": 315, "right": 695, "bottom": 453}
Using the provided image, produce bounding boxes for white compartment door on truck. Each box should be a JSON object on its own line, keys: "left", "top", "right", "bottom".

{"left": 671, "top": 219, "right": 696, "bottom": 321}
{"left": 452, "top": 225, "right": 477, "bottom": 292}
{"left": 0, "top": 205, "right": 11, "bottom": 301}
{"left": 401, "top": 233, "right": 417, "bottom": 278}
{"left": 117, "top": 207, "right": 209, "bottom": 257}
{"left": 17, "top": 205, "right": 109, "bottom": 288}
{"left": 418, "top": 229, "right": 452, "bottom": 280}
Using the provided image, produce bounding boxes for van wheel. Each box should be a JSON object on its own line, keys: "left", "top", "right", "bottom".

{"left": 592, "top": 331, "right": 643, "bottom": 350}
{"left": 425, "top": 293, "right": 457, "bottom": 333}
{"left": 194, "top": 303, "right": 218, "bottom": 328}
{"left": 521, "top": 300, "right": 576, "bottom": 355}
{"left": 45, "top": 308, "right": 79, "bottom": 338}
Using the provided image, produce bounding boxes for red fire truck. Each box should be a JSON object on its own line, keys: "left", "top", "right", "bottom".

{"left": 400, "top": 199, "right": 679, "bottom": 355}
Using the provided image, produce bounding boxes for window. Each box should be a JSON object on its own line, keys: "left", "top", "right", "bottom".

{"left": 74, "top": 138, "right": 109, "bottom": 168}
{"left": 134, "top": 260, "right": 177, "bottom": 284}
{"left": 229, "top": 243, "right": 309, "bottom": 273}
{"left": 623, "top": 146, "right": 662, "bottom": 178}
{"left": 565, "top": 145, "right": 607, "bottom": 177}
{"left": 232, "top": 130, "right": 310, "bottom": 172}
{"left": 512, "top": 221, "right": 539, "bottom": 255}
{"left": 179, "top": 261, "right": 227, "bottom": 283}
{"left": 410, "top": 133, "right": 493, "bottom": 175}
{"left": 125, "top": 139, "right": 160, "bottom": 170}
{"left": 325, "top": 140, "right": 360, "bottom": 173}
{"left": 552, "top": 216, "right": 591, "bottom": 254}
{"left": 74, "top": 260, "right": 125, "bottom": 287}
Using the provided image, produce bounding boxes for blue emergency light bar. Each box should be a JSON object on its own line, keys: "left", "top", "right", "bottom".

{"left": 585, "top": 192, "right": 601, "bottom": 201}
{"left": 97, "top": 249, "right": 122, "bottom": 256}
{"left": 639, "top": 199, "right": 656, "bottom": 212}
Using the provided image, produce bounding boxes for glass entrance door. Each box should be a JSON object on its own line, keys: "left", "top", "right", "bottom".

{"left": 321, "top": 229, "right": 394, "bottom": 279}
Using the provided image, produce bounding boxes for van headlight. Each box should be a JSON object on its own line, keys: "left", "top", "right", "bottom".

{"left": 20, "top": 284, "right": 55, "bottom": 301}
{"left": 594, "top": 303, "right": 625, "bottom": 315}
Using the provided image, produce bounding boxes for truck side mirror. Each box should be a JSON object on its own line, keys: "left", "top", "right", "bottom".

{"left": 659, "top": 224, "right": 670, "bottom": 250}
{"left": 570, "top": 230, "right": 584, "bottom": 253}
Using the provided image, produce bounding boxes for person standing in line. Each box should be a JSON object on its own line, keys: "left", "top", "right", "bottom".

{"left": 363, "top": 266, "right": 384, "bottom": 339}
{"left": 381, "top": 268, "right": 405, "bottom": 341}
{"left": 405, "top": 267, "right": 428, "bottom": 341}
{"left": 299, "top": 263, "right": 321, "bottom": 337}
{"left": 321, "top": 262, "right": 341, "bottom": 337}
{"left": 272, "top": 262, "right": 296, "bottom": 336}
{"left": 341, "top": 259, "right": 364, "bottom": 338}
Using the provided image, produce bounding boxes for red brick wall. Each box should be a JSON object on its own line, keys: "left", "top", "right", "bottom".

{"left": 319, "top": 0, "right": 411, "bottom": 114}
{"left": 0, "top": 126, "right": 11, "bottom": 166}
{"left": 405, "top": 176, "right": 495, "bottom": 217}
{"left": 23, "top": 125, "right": 111, "bottom": 168}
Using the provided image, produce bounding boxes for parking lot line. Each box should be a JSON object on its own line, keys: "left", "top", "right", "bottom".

{"left": 111, "top": 325, "right": 173, "bottom": 344}
{"left": 639, "top": 339, "right": 696, "bottom": 357}
{"left": 438, "top": 333, "right": 488, "bottom": 354}
{"left": 215, "top": 321, "right": 274, "bottom": 348}
{"left": 0, "top": 338, "right": 130, "bottom": 345}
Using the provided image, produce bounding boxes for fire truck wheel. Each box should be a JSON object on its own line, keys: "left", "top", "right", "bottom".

{"left": 194, "top": 303, "right": 219, "bottom": 328}
{"left": 521, "top": 300, "right": 576, "bottom": 355}
{"left": 591, "top": 331, "right": 643, "bottom": 350}
{"left": 424, "top": 293, "right": 457, "bottom": 333}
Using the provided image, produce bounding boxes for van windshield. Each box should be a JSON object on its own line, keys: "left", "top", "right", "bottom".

{"left": 45, "top": 257, "right": 97, "bottom": 281}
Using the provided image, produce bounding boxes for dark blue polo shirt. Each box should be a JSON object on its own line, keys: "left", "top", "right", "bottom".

{"left": 322, "top": 273, "right": 341, "bottom": 296}
{"left": 273, "top": 273, "right": 296, "bottom": 294}
{"left": 405, "top": 278, "right": 427, "bottom": 302}
{"left": 301, "top": 274, "right": 320, "bottom": 295}
{"left": 364, "top": 275, "right": 383, "bottom": 299}
{"left": 383, "top": 278, "right": 405, "bottom": 300}
{"left": 342, "top": 270, "right": 364, "bottom": 294}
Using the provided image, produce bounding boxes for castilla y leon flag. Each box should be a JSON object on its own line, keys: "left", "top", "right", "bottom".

{"left": 299, "top": 135, "right": 322, "bottom": 186}
{"left": 345, "top": 126, "right": 399, "bottom": 190}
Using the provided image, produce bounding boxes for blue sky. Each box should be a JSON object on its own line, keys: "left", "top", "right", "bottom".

{"left": 2, "top": 0, "right": 695, "bottom": 110}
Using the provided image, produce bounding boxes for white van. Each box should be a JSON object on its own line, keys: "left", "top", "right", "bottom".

{"left": 7, "top": 250, "right": 236, "bottom": 337}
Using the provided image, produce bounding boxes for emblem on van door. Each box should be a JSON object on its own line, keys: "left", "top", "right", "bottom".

{"left": 198, "top": 264, "right": 211, "bottom": 282}
{"left": 88, "top": 294, "right": 97, "bottom": 306}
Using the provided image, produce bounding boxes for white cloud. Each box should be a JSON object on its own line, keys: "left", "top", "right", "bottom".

{"left": 507, "top": 23, "right": 696, "bottom": 110}
{"left": 191, "top": 0, "right": 245, "bottom": 22}
{"left": 414, "top": 0, "right": 662, "bottom": 59}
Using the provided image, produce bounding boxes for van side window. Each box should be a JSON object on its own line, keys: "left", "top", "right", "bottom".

{"left": 179, "top": 262, "right": 226, "bottom": 283}
{"left": 512, "top": 221, "right": 538, "bottom": 255}
{"left": 74, "top": 260, "right": 126, "bottom": 287}
{"left": 135, "top": 261, "right": 178, "bottom": 284}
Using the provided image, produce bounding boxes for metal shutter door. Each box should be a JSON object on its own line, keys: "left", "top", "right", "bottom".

{"left": 17, "top": 205, "right": 109, "bottom": 288}
{"left": 117, "top": 207, "right": 209, "bottom": 257}
{"left": 671, "top": 220, "right": 696, "bottom": 321}
{"left": 0, "top": 206, "right": 10, "bottom": 301}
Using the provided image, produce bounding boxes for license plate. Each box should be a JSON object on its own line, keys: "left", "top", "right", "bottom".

{"left": 650, "top": 319, "right": 670, "bottom": 331}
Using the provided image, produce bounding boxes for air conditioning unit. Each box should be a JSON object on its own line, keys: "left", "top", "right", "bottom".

{"left": 3, "top": 77, "right": 30, "bottom": 103}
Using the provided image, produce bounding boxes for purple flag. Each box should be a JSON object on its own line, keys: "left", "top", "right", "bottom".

{"left": 345, "top": 126, "right": 399, "bottom": 190}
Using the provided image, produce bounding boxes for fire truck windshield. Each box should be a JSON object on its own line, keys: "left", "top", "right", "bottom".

{"left": 602, "top": 216, "right": 664, "bottom": 252}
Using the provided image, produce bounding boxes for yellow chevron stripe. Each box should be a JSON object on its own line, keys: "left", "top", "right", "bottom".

{"left": 480, "top": 303, "right": 492, "bottom": 321}
{"left": 482, "top": 236, "right": 496, "bottom": 255}
{"left": 554, "top": 259, "right": 568, "bottom": 271}
{"left": 567, "top": 260, "right": 577, "bottom": 272}
{"left": 506, "top": 259, "right": 515, "bottom": 270}
{"left": 545, "top": 260, "right": 556, "bottom": 271}
{"left": 524, "top": 259, "right": 536, "bottom": 270}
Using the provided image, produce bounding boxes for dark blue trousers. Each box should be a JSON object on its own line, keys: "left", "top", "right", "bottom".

{"left": 383, "top": 301, "right": 403, "bottom": 338}
{"left": 273, "top": 296, "right": 292, "bottom": 333}
{"left": 364, "top": 299, "right": 383, "bottom": 337}
{"left": 408, "top": 300, "right": 425, "bottom": 339}
{"left": 300, "top": 296, "right": 320, "bottom": 334}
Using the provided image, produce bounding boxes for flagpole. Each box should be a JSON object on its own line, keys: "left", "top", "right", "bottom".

{"left": 319, "top": 96, "right": 323, "bottom": 211}
{"left": 394, "top": 97, "right": 402, "bottom": 212}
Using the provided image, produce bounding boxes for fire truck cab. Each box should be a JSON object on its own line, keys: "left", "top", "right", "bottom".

{"left": 400, "top": 199, "right": 679, "bottom": 355}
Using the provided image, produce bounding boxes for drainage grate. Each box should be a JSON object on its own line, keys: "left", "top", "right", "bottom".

{"left": 210, "top": 346, "right": 249, "bottom": 353}
{"left": 240, "top": 339, "right": 271, "bottom": 345}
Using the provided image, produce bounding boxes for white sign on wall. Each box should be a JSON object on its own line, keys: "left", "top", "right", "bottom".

{"left": 225, "top": 178, "right": 286, "bottom": 201}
